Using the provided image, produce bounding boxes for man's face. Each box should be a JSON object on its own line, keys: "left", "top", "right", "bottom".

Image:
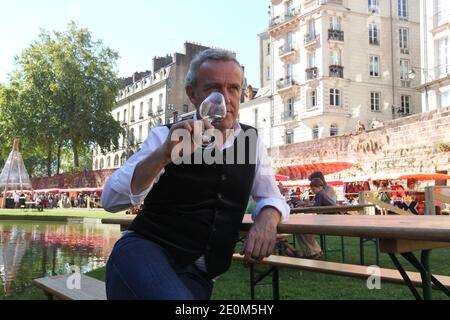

{"left": 311, "top": 186, "right": 323, "bottom": 194}
{"left": 186, "top": 60, "right": 243, "bottom": 131}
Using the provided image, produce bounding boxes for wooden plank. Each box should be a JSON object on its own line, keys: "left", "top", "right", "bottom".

{"left": 32, "top": 274, "right": 106, "bottom": 300}
{"left": 365, "top": 194, "right": 412, "bottom": 216}
{"left": 379, "top": 239, "right": 450, "bottom": 253}
{"left": 241, "top": 214, "right": 450, "bottom": 242}
{"left": 433, "top": 192, "right": 450, "bottom": 204}
{"left": 290, "top": 204, "right": 373, "bottom": 215}
{"left": 232, "top": 254, "right": 450, "bottom": 289}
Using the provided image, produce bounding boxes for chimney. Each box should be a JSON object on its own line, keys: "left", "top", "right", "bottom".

{"left": 132, "top": 72, "right": 140, "bottom": 83}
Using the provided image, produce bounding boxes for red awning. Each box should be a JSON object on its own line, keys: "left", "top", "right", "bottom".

{"left": 277, "top": 161, "right": 353, "bottom": 180}
{"left": 275, "top": 174, "right": 289, "bottom": 181}
{"left": 398, "top": 173, "right": 450, "bottom": 181}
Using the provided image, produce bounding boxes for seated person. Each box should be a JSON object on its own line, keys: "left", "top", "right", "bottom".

{"left": 284, "top": 177, "right": 336, "bottom": 259}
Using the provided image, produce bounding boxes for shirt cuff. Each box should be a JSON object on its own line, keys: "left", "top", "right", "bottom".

{"left": 252, "top": 198, "right": 290, "bottom": 223}
{"left": 110, "top": 164, "right": 165, "bottom": 207}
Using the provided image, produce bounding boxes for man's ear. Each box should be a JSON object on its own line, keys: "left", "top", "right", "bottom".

{"left": 186, "top": 86, "right": 199, "bottom": 105}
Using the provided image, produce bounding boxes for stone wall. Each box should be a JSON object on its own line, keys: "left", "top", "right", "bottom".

{"left": 269, "top": 107, "right": 450, "bottom": 179}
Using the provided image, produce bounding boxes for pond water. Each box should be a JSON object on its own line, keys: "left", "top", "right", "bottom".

{"left": 0, "top": 220, "right": 122, "bottom": 298}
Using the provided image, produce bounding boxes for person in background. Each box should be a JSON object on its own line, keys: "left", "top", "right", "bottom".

{"left": 284, "top": 171, "right": 336, "bottom": 259}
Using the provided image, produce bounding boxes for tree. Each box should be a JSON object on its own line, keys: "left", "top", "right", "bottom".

{"left": 12, "top": 21, "right": 123, "bottom": 170}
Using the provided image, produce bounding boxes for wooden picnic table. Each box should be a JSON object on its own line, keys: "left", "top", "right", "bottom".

{"left": 102, "top": 213, "right": 450, "bottom": 300}
{"left": 290, "top": 204, "right": 373, "bottom": 215}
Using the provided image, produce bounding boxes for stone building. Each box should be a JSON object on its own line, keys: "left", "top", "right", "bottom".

{"left": 419, "top": 0, "right": 449, "bottom": 112}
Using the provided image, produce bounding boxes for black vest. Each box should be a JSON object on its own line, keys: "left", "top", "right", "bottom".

{"left": 129, "top": 123, "right": 257, "bottom": 278}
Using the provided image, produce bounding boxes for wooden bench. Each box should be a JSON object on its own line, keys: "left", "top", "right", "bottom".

{"left": 232, "top": 253, "right": 450, "bottom": 299}
{"left": 32, "top": 274, "right": 106, "bottom": 300}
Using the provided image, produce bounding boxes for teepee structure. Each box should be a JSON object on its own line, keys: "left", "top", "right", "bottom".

{"left": 0, "top": 139, "right": 33, "bottom": 208}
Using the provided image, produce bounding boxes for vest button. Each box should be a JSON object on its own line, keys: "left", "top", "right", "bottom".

{"left": 221, "top": 174, "right": 227, "bottom": 181}
{"left": 217, "top": 193, "right": 223, "bottom": 200}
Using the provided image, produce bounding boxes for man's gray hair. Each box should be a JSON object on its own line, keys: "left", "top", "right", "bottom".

{"left": 185, "top": 48, "right": 243, "bottom": 88}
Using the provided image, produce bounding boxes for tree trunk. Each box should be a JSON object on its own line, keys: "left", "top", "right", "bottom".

{"left": 46, "top": 141, "right": 53, "bottom": 177}
{"left": 72, "top": 136, "right": 79, "bottom": 168}
{"left": 56, "top": 143, "right": 62, "bottom": 175}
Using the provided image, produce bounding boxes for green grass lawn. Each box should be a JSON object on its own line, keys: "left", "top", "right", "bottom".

{"left": 0, "top": 208, "right": 131, "bottom": 220}
{"left": 5, "top": 235, "right": 450, "bottom": 300}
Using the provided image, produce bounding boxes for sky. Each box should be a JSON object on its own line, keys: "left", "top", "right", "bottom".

{"left": 0, "top": 0, "right": 270, "bottom": 87}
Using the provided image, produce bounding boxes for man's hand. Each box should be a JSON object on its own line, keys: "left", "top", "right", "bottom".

{"left": 131, "top": 119, "right": 212, "bottom": 195}
{"left": 240, "top": 207, "right": 281, "bottom": 262}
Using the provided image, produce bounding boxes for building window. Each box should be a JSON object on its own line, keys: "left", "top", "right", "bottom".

{"left": 99, "top": 158, "right": 104, "bottom": 170}
{"left": 120, "top": 153, "right": 126, "bottom": 166}
{"left": 286, "top": 98, "right": 294, "bottom": 116}
{"left": 330, "top": 49, "right": 341, "bottom": 65}
{"left": 371, "top": 92, "right": 381, "bottom": 111}
{"left": 138, "top": 125, "right": 142, "bottom": 143}
{"left": 369, "top": 55, "right": 380, "bottom": 77}
{"left": 400, "top": 59, "right": 410, "bottom": 80}
{"left": 148, "top": 98, "right": 153, "bottom": 115}
{"left": 440, "top": 91, "right": 449, "bottom": 108}
{"left": 285, "top": 129, "right": 294, "bottom": 144}
{"left": 123, "top": 109, "right": 127, "bottom": 123}
{"left": 114, "top": 155, "right": 119, "bottom": 167}
{"left": 329, "top": 16, "right": 341, "bottom": 30}
{"left": 330, "top": 124, "right": 338, "bottom": 136}
{"left": 131, "top": 105, "right": 135, "bottom": 122}
{"left": 266, "top": 42, "right": 271, "bottom": 56}
{"left": 312, "top": 125, "right": 319, "bottom": 140}
{"left": 253, "top": 108, "right": 258, "bottom": 127}
{"left": 130, "top": 128, "right": 135, "bottom": 145}
{"left": 266, "top": 66, "right": 271, "bottom": 80}
{"left": 116, "top": 112, "right": 120, "bottom": 122}
{"left": 308, "top": 90, "right": 317, "bottom": 109}
{"left": 287, "top": 31, "right": 293, "bottom": 50}
{"left": 400, "top": 95, "right": 410, "bottom": 114}
{"left": 106, "top": 156, "right": 111, "bottom": 168}
{"left": 158, "top": 94, "right": 163, "bottom": 111}
{"left": 369, "top": 23, "right": 379, "bottom": 45}
{"left": 399, "top": 28, "right": 409, "bottom": 54}
{"left": 368, "top": 0, "right": 379, "bottom": 13}
{"left": 398, "top": 0, "right": 408, "bottom": 19}
{"left": 437, "top": 37, "right": 449, "bottom": 79}
{"left": 308, "top": 51, "right": 316, "bottom": 68}
{"left": 330, "top": 88, "right": 341, "bottom": 107}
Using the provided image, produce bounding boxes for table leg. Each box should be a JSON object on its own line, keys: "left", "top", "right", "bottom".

{"left": 389, "top": 250, "right": 450, "bottom": 300}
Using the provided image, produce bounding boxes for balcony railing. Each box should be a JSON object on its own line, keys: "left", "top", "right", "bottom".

{"left": 304, "top": 33, "right": 318, "bottom": 46}
{"left": 328, "top": 29, "right": 344, "bottom": 41}
{"left": 279, "top": 44, "right": 296, "bottom": 57}
{"left": 306, "top": 67, "right": 318, "bottom": 80}
{"left": 319, "top": 0, "right": 343, "bottom": 5}
{"left": 368, "top": 5, "right": 379, "bottom": 13}
{"left": 434, "top": 10, "right": 450, "bottom": 29}
{"left": 329, "top": 65, "right": 344, "bottom": 78}
{"left": 270, "top": 6, "right": 301, "bottom": 27}
{"left": 281, "top": 111, "right": 297, "bottom": 122}
{"left": 276, "top": 76, "right": 298, "bottom": 90}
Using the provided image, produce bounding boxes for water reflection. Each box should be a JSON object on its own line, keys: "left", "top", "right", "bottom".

{"left": 0, "top": 221, "right": 121, "bottom": 297}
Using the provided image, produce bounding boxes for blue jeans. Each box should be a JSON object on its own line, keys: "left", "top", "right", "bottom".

{"left": 105, "top": 231, "right": 213, "bottom": 300}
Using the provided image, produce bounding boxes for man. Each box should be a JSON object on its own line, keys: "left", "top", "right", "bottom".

{"left": 101, "top": 48, "right": 289, "bottom": 300}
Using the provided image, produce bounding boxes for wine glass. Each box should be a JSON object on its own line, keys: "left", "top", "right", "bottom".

{"left": 198, "top": 92, "right": 227, "bottom": 148}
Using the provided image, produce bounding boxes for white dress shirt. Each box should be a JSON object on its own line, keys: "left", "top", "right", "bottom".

{"left": 101, "top": 121, "right": 290, "bottom": 222}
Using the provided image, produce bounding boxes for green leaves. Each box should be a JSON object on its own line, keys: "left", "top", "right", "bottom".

{"left": 0, "top": 21, "right": 122, "bottom": 176}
